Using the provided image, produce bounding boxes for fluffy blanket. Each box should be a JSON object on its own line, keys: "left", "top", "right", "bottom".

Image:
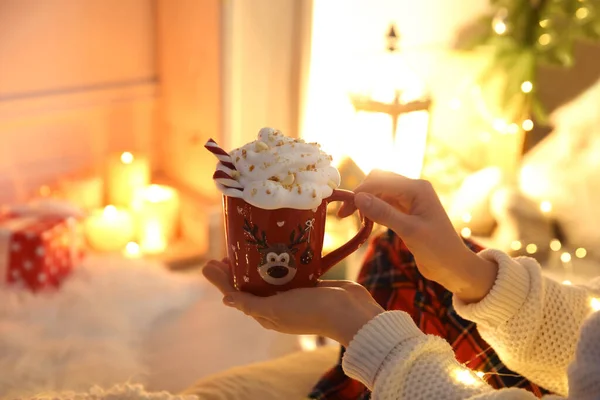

{"left": 0, "top": 256, "right": 203, "bottom": 398}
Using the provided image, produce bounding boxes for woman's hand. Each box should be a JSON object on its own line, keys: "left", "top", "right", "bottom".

{"left": 339, "top": 170, "right": 498, "bottom": 303}
{"left": 202, "top": 260, "right": 384, "bottom": 347}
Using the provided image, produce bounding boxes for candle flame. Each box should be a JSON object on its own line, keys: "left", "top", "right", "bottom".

{"left": 103, "top": 205, "right": 118, "bottom": 219}
{"left": 121, "top": 152, "right": 134, "bottom": 164}
{"left": 145, "top": 184, "right": 174, "bottom": 203}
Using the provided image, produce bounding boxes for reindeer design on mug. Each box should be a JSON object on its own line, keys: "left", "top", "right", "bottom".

{"left": 243, "top": 219, "right": 309, "bottom": 285}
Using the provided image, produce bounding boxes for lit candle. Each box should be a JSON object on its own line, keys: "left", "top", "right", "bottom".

{"left": 140, "top": 220, "right": 168, "bottom": 254}
{"left": 133, "top": 184, "right": 180, "bottom": 254}
{"left": 106, "top": 152, "right": 150, "bottom": 207}
{"left": 84, "top": 205, "right": 135, "bottom": 252}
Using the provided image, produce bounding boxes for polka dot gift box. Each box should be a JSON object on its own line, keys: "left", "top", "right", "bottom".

{"left": 0, "top": 211, "right": 84, "bottom": 291}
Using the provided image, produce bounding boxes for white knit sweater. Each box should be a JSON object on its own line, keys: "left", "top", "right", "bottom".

{"left": 343, "top": 249, "right": 600, "bottom": 399}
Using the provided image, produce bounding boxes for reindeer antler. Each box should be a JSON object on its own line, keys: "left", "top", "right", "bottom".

{"left": 243, "top": 219, "right": 269, "bottom": 250}
{"left": 289, "top": 224, "right": 309, "bottom": 250}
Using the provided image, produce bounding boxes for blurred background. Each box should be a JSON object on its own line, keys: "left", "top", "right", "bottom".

{"left": 3, "top": 0, "right": 599, "bottom": 278}
{"left": 1, "top": 0, "right": 600, "bottom": 394}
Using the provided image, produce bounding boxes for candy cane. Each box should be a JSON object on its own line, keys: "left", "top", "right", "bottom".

{"left": 205, "top": 139, "right": 236, "bottom": 170}
{"left": 205, "top": 139, "right": 243, "bottom": 191}
{"left": 213, "top": 169, "right": 243, "bottom": 190}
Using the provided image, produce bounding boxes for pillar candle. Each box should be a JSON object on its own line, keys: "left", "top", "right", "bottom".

{"left": 106, "top": 152, "right": 150, "bottom": 207}
{"left": 133, "top": 184, "right": 180, "bottom": 254}
{"left": 84, "top": 205, "right": 135, "bottom": 252}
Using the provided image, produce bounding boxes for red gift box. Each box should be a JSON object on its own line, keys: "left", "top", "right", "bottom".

{"left": 0, "top": 212, "right": 84, "bottom": 291}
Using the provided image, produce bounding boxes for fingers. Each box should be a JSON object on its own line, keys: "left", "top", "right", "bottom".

{"left": 353, "top": 171, "right": 420, "bottom": 200}
{"left": 202, "top": 260, "right": 234, "bottom": 295}
{"left": 355, "top": 192, "right": 414, "bottom": 236}
{"left": 337, "top": 201, "right": 357, "bottom": 218}
{"left": 338, "top": 171, "right": 418, "bottom": 218}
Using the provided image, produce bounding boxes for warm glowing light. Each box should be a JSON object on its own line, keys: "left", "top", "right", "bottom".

{"left": 507, "top": 123, "right": 520, "bottom": 135}
{"left": 522, "top": 119, "right": 534, "bottom": 131}
{"left": 121, "top": 152, "right": 134, "bottom": 164}
{"left": 323, "top": 232, "right": 335, "bottom": 252}
{"left": 462, "top": 213, "right": 472, "bottom": 223}
{"left": 539, "top": 19, "right": 549, "bottom": 28}
{"left": 591, "top": 298, "right": 600, "bottom": 312}
{"left": 526, "top": 244, "right": 537, "bottom": 254}
{"left": 521, "top": 81, "right": 533, "bottom": 93}
{"left": 494, "top": 21, "right": 507, "bottom": 35}
{"left": 84, "top": 206, "right": 135, "bottom": 252}
{"left": 550, "top": 239, "right": 562, "bottom": 251}
{"left": 299, "top": 335, "right": 318, "bottom": 351}
{"left": 511, "top": 240, "right": 522, "bottom": 251}
{"left": 141, "top": 221, "right": 168, "bottom": 254}
{"left": 124, "top": 242, "right": 141, "bottom": 258}
{"left": 103, "top": 205, "right": 118, "bottom": 219}
{"left": 144, "top": 184, "right": 176, "bottom": 203}
{"left": 475, "top": 371, "right": 485, "bottom": 379}
{"left": 449, "top": 98, "right": 462, "bottom": 110}
{"left": 561, "top": 252, "right": 572, "bottom": 263}
{"left": 576, "top": 7, "right": 589, "bottom": 19}
{"left": 493, "top": 118, "right": 508, "bottom": 133}
{"left": 454, "top": 369, "right": 479, "bottom": 385}
{"left": 539, "top": 33, "right": 551, "bottom": 46}
{"left": 562, "top": 280, "right": 572, "bottom": 286}
{"left": 575, "top": 248, "right": 587, "bottom": 259}
{"left": 461, "top": 227, "right": 472, "bottom": 238}
{"left": 540, "top": 201, "right": 552, "bottom": 213}
{"left": 480, "top": 132, "right": 492, "bottom": 143}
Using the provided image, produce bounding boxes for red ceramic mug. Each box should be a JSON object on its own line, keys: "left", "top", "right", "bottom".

{"left": 223, "top": 189, "right": 373, "bottom": 296}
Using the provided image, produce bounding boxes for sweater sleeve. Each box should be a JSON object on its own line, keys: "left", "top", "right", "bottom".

{"left": 342, "top": 311, "right": 564, "bottom": 399}
{"left": 453, "top": 249, "right": 600, "bottom": 396}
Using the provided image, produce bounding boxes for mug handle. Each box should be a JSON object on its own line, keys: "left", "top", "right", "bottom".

{"left": 320, "top": 189, "right": 374, "bottom": 274}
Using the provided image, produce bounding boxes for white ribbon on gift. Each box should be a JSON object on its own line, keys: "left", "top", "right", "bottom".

{"left": 0, "top": 217, "right": 39, "bottom": 282}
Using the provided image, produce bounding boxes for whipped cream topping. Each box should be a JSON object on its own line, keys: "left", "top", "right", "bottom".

{"left": 217, "top": 127, "right": 341, "bottom": 210}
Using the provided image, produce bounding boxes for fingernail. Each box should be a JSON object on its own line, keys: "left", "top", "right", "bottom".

{"left": 223, "top": 295, "right": 235, "bottom": 306}
{"left": 356, "top": 193, "right": 372, "bottom": 209}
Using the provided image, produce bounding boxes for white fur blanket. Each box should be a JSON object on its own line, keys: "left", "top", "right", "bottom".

{"left": 0, "top": 256, "right": 203, "bottom": 398}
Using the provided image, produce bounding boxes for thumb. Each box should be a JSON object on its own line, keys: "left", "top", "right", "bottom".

{"left": 355, "top": 193, "right": 414, "bottom": 235}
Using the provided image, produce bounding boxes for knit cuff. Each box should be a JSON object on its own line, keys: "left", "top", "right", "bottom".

{"left": 342, "top": 311, "right": 424, "bottom": 389}
{"left": 454, "top": 249, "right": 531, "bottom": 328}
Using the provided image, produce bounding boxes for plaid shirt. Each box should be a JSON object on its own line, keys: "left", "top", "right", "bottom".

{"left": 309, "top": 229, "right": 552, "bottom": 399}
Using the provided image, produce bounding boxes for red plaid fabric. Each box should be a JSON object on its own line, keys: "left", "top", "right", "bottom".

{"left": 308, "top": 229, "right": 552, "bottom": 399}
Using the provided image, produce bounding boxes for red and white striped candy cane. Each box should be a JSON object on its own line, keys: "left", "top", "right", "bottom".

{"left": 205, "top": 138, "right": 236, "bottom": 170}
{"left": 213, "top": 170, "right": 243, "bottom": 190}
{"left": 205, "top": 139, "right": 243, "bottom": 191}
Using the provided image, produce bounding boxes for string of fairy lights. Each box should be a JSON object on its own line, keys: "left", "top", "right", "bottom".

{"left": 447, "top": 0, "right": 600, "bottom": 282}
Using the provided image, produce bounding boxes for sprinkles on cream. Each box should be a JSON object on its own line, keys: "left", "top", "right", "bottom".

{"left": 215, "top": 127, "right": 341, "bottom": 210}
